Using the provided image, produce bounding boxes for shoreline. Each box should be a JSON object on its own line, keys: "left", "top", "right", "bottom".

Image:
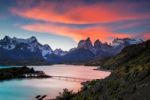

{"left": 0, "top": 66, "right": 51, "bottom": 81}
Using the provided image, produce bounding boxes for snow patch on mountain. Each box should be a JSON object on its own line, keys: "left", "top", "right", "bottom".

{"left": 54, "top": 49, "right": 67, "bottom": 56}
{"left": 112, "top": 38, "right": 143, "bottom": 47}
{"left": 39, "top": 45, "right": 53, "bottom": 59}
{"left": 0, "top": 36, "right": 53, "bottom": 59}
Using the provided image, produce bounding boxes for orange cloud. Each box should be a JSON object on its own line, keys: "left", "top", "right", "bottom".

{"left": 21, "top": 23, "right": 131, "bottom": 43}
{"left": 11, "top": 1, "right": 150, "bottom": 24}
{"left": 143, "top": 33, "right": 150, "bottom": 40}
{"left": 11, "top": 1, "right": 150, "bottom": 42}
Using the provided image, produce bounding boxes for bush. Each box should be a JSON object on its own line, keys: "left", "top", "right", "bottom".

{"left": 56, "top": 89, "right": 76, "bottom": 100}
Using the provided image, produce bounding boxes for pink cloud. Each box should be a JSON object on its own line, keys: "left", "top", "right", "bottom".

{"left": 143, "top": 33, "right": 150, "bottom": 40}
{"left": 11, "top": 1, "right": 150, "bottom": 42}
{"left": 21, "top": 23, "right": 131, "bottom": 42}
{"left": 11, "top": 1, "right": 150, "bottom": 24}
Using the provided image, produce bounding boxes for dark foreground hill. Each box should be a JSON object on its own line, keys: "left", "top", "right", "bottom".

{"left": 55, "top": 40, "right": 150, "bottom": 100}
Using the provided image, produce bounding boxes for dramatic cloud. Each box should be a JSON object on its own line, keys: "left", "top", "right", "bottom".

{"left": 10, "top": 0, "right": 150, "bottom": 42}
{"left": 21, "top": 23, "right": 131, "bottom": 43}
{"left": 11, "top": 1, "right": 150, "bottom": 24}
{"left": 114, "top": 21, "right": 150, "bottom": 32}
{"left": 143, "top": 33, "right": 150, "bottom": 40}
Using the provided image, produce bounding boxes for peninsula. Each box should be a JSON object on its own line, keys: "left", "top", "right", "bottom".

{"left": 0, "top": 66, "right": 50, "bottom": 81}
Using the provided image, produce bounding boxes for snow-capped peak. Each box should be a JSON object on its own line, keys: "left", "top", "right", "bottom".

{"left": 0, "top": 36, "right": 53, "bottom": 59}
{"left": 10, "top": 36, "right": 37, "bottom": 44}
{"left": 112, "top": 38, "right": 143, "bottom": 47}
{"left": 3, "top": 36, "right": 11, "bottom": 41}
{"left": 28, "top": 36, "right": 37, "bottom": 43}
{"left": 39, "top": 44, "right": 53, "bottom": 59}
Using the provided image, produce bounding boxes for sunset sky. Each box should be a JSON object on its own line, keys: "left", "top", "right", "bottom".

{"left": 0, "top": 0, "right": 150, "bottom": 50}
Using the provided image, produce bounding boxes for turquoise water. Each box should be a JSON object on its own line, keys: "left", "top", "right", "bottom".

{"left": 0, "top": 66, "right": 19, "bottom": 69}
{"left": 0, "top": 65, "right": 110, "bottom": 100}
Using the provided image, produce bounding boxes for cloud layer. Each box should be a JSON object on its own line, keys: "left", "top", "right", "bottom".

{"left": 11, "top": 0, "right": 150, "bottom": 42}
{"left": 21, "top": 23, "right": 132, "bottom": 42}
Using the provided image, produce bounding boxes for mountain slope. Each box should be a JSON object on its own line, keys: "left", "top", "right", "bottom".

{"left": 102, "top": 40, "right": 150, "bottom": 70}
{"left": 0, "top": 36, "right": 54, "bottom": 65}
{"left": 57, "top": 40, "right": 150, "bottom": 100}
{"left": 61, "top": 48, "right": 95, "bottom": 63}
{"left": 54, "top": 49, "right": 68, "bottom": 56}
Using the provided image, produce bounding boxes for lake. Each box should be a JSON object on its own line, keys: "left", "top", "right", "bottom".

{"left": 0, "top": 65, "right": 111, "bottom": 100}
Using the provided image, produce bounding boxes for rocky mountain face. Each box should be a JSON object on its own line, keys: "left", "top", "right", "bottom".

{"left": 54, "top": 49, "right": 68, "bottom": 56}
{"left": 78, "top": 37, "right": 93, "bottom": 50}
{"left": 0, "top": 36, "right": 53, "bottom": 59}
{"left": 61, "top": 37, "right": 143, "bottom": 63}
{"left": 0, "top": 36, "right": 54, "bottom": 65}
{"left": 60, "top": 38, "right": 95, "bottom": 63}
{"left": 0, "top": 36, "right": 143, "bottom": 65}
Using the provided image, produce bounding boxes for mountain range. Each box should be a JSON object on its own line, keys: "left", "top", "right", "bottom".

{"left": 0, "top": 36, "right": 143, "bottom": 65}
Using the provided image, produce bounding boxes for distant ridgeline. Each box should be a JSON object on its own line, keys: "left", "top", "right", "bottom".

{"left": 0, "top": 36, "right": 143, "bottom": 65}
{"left": 55, "top": 39, "right": 150, "bottom": 100}
{"left": 0, "top": 66, "right": 50, "bottom": 81}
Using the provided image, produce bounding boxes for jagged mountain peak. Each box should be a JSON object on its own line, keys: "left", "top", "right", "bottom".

{"left": 94, "top": 39, "right": 102, "bottom": 48}
{"left": 3, "top": 36, "right": 11, "bottom": 40}
{"left": 95, "top": 39, "right": 101, "bottom": 43}
{"left": 85, "top": 37, "right": 92, "bottom": 45}
{"left": 2, "top": 36, "right": 12, "bottom": 43}
{"left": 28, "top": 36, "right": 37, "bottom": 42}
{"left": 78, "top": 37, "right": 93, "bottom": 49}
{"left": 86, "top": 37, "right": 91, "bottom": 41}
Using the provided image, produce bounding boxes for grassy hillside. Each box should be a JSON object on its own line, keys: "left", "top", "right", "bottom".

{"left": 102, "top": 40, "right": 150, "bottom": 70}
{"left": 56, "top": 40, "right": 150, "bottom": 100}
{"left": 84, "top": 57, "right": 110, "bottom": 66}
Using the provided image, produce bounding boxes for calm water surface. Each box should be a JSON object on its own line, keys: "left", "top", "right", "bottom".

{"left": 0, "top": 65, "right": 110, "bottom": 100}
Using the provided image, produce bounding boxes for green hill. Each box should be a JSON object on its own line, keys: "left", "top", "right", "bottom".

{"left": 101, "top": 40, "right": 150, "bottom": 70}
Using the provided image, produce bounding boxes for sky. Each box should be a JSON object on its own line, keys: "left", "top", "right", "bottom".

{"left": 0, "top": 0, "right": 150, "bottom": 50}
